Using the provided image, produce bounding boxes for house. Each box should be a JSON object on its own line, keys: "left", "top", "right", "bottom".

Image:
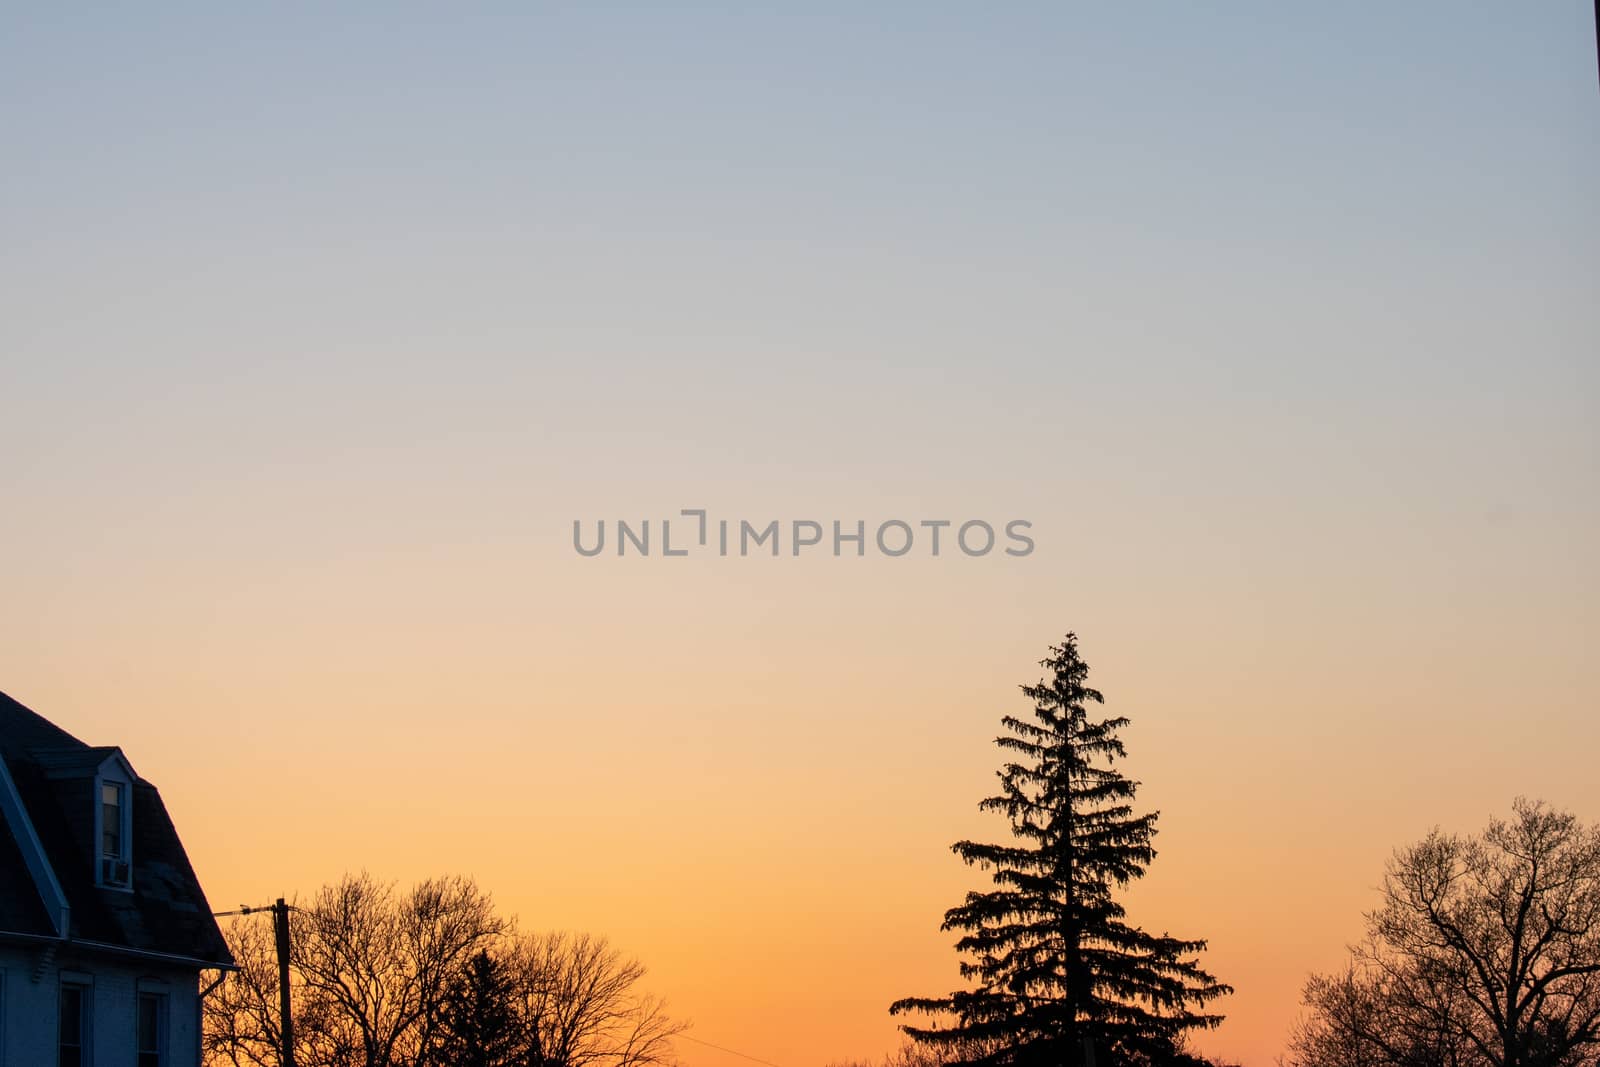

{"left": 0, "top": 691, "right": 232, "bottom": 1067}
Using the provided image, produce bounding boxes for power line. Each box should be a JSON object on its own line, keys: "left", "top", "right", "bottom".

{"left": 676, "top": 1032, "right": 786, "bottom": 1067}
{"left": 213, "top": 903, "right": 291, "bottom": 917}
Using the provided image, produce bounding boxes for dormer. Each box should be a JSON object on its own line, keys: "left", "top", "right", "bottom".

{"left": 96, "top": 752, "right": 135, "bottom": 889}
{"left": 29, "top": 744, "right": 139, "bottom": 891}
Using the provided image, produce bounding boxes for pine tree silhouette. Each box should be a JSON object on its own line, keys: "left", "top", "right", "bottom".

{"left": 436, "top": 950, "right": 538, "bottom": 1067}
{"left": 891, "top": 634, "right": 1231, "bottom": 1066}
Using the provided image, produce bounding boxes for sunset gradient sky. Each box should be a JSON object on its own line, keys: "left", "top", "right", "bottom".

{"left": 3, "top": 5, "right": 1597, "bottom": 1065}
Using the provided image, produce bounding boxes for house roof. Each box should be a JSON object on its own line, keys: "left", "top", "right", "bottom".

{"left": 0, "top": 690, "right": 232, "bottom": 967}
{"left": 0, "top": 809, "right": 55, "bottom": 936}
{"left": 28, "top": 745, "right": 128, "bottom": 779}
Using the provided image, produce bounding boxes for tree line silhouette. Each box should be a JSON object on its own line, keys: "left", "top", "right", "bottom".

{"left": 205, "top": 873, "right": 681, "bottom": 1067}
{"left": 1288, "top": 798, "right": 1600, "bottom": 1067}
{"left": 882, "top": 633, "right": 1600, "bottom": 1067}
{"left": 204, "top": 632, "right": 1600, "bottom": 1067}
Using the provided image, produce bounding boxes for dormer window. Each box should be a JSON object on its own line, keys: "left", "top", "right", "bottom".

{"left": 96, "top": 774, "right": 132, "bottom": 889}
{"left": 103, "top": 782, "right": 124, "bottom": 857}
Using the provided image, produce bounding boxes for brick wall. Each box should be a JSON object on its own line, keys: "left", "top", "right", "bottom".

{"left": 0, "top": 944, "right": 204, "bottom": 1067}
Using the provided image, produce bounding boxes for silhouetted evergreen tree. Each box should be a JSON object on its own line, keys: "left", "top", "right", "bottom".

{"left": 891, "top": 634, "right": 1231, "bottom": 1067}
{"left": 436, "top": 949, "right": 538, "bottom": 1067}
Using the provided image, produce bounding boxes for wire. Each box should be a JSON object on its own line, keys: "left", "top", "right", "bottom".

{"left": 676, "top": 1033, "right": 786, "bottom": 1067}
{"left": 213, "top": 903, "right": 295, "bottom": 917}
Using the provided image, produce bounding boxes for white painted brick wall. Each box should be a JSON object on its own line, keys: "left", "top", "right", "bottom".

{"left": 0, "top": 945, "right": 203, "bottom": 1067}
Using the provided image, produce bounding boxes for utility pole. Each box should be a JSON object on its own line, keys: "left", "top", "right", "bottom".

{"left": 214, "top": 900, "right": 296, "bottom": 1067}
{"left": 272, "top": 899, "right": 296, "bottom": 1067}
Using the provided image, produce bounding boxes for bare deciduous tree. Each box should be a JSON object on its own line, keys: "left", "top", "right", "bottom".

{"left": 1290, "top": 799, "right": 1600, "bottom": 1067}
{"left": 204, "top": 915, "right": 291, "bottom": 1067}
{"left": 507, "top": 931, "right": 685, "bottom": 1067}
{"left": 204, "top": 874, "right": 682, "bottom": 1067}
{"left": 292, "top": 872, "right": 505, "bottom": 1067}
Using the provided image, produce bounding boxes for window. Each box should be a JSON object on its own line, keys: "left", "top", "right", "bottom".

{"left": 137, "top": 992, "right": 166, "bottom": 1067}
{"left": 59, "top": 982, "right": 90, "bottom": 1067}
{"left": 102, "top": 782, "right": 124, "bottom": 858}
{"left": 98, "top": 778, "right": 131, "bottom": 888}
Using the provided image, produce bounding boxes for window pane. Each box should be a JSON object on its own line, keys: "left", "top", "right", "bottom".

{"left": 138, "top": 993, "right": 160, "bottom": 1051}
{"left": 102, "top": 783, "right": 123, "bottom": 857}
{"left": 60, "top": 983, "right": 87, "bottom": 1067}
{"left": 59, "top": 985, "right": 80, "bottom": 1043}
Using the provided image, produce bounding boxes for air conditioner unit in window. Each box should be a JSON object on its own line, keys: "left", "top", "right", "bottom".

{"left": 101, "top": 857, "right": 130, "bottom": 886}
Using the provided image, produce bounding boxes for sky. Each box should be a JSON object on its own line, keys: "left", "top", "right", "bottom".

{"left": 2, "top": 5, "right": 1597, "bottom": 1065}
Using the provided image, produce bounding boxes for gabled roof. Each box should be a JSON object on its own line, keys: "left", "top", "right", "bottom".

{"left": 0, "top": 690, "right": 232, "bottom": 967}
{"left": 28, "top": 745, "right": 130, "bottom": 780}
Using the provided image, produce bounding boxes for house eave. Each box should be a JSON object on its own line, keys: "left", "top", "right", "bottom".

{"left": 0, "top": 928, "right": 236, "bottom": 972}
